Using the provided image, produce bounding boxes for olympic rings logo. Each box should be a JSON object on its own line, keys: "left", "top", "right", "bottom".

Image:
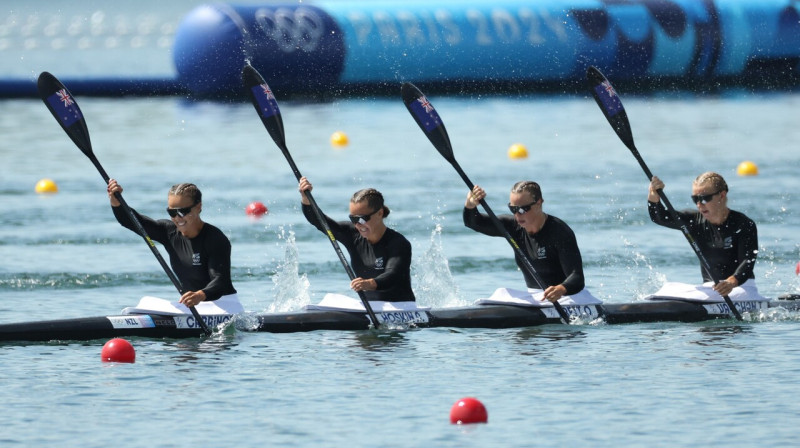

{"left": 254, "top": 7, "right": 326, "bottom": 53}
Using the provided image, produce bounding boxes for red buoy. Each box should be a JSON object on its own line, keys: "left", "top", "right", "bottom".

{"left": 101, "top": 338, "right": 136, "bottom": 363}
{"left": 245, "top": 201, "right": 268, "bottom": 217}
{"left": 796, "top": 261, "right": 799, "bottom": 276}
{"left": 450, "top": 397, "right": 488, "bottom": 424}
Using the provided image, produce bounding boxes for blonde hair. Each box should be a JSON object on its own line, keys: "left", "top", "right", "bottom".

{"left": 693, "top": 172, "right": 728, "bottom": 193}
{"left": 169, "top": 183, "right": 202, "bottom": 204}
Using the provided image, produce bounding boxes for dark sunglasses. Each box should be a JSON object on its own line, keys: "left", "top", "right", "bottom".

{"left": 348, "top": 208, "right": 380, "bottom": 225}
{"left": 691, "top": 190, "right": 722, "bottom": 205}
{"left": 508, "top": 200, "right": 538, "bottom": 215}
{"left": 166, "top": 203, "right": 196, "bottom": 218}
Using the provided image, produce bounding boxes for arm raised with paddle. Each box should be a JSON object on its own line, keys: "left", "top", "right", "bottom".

{"left": 648, "top": 174, "right": 759, "bottom": 300}
{"left": 400, "top": 82, "right": 573, "bottom": 324}
{"left": 37, "top": 71, "right": 213, "bottom": 335}
{"left": 586, "top": 66, "right": 744, "bottom": 321}
{"left": 241, "top": 64, "right": 382, "bottom": 329}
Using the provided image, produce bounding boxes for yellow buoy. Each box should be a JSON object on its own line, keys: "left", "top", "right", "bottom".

{"left": 736, "top": 160, "right": 758, "bottom": 176}
{"left": 35, "top": 178, "right": 58, "bottom": 194}
{"left": 507, "top": 143, "right": 528, "bottom": 159}
{"left": 330, "top": 131, "right": 349, "bottom": 148}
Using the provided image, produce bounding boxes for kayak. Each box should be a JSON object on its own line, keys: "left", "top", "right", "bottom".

{"left": 1, "top": 295, "right": 798, "bottom": 342}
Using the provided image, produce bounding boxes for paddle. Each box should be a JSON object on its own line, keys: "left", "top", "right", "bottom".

{"left": 585, "top": 66, "right": 743, "bottom": 321}
{"left": 241, "top": 64, "right": 382, "bottom": 329}
{"left": 37, "top": 71, "right": 213, "bottom": 335}
{"left": 400, "top": 82, "right": 572, "bottom": 324}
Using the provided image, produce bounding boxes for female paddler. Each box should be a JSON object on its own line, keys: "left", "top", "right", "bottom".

{"left": 647, "top": 172, "right": 763, "bottom": 301}
{"left": 107, "top": 180, "right": 241, "bottom": 314}
{"left": 298, "top": 177, "right": 416, "bottom": 302}
{"left": 464, "top": 181, "right": 599, "bottom": 306}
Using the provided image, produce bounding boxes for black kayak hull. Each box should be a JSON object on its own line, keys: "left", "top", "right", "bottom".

{"left": 0, "top": 315, "right": 200, "bottom": 342}
{"left": 1, "top": 296, "right": 798, "bottom": 342}
{"left": 255, "top": 304, "right": 557, "bottom": 333}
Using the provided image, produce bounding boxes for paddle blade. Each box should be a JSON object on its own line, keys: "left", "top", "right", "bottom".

{"left": 401, "top": 82, "right": 455, "bottom": 163}
{"left": 37, "top": 71, "right": 93, "bottom": 156}
{"left": 242, "top": 64, "right": 287, "bottom": 151}
{"left": 586, "top": 66, "right": 636, "bottom": 152}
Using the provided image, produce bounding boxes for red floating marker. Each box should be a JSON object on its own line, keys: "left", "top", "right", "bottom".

{"left": 245, "top": 201, "right": 268, "bottom": 217}
{"left": 450, "top": 397, "right": 488, "bottom": 424}
{"left": 796, "top": 261, "right": 799, "bottom": 276}
{"left": 101, "top": 338, "right": 136, "bottom": 363}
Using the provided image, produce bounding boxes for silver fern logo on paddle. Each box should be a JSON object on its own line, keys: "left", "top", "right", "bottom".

{"left": 192, "top": 253, "right": 201, "bottom": 266}
{"left": 374, "top": 257, "right": 384, "bottom": 270}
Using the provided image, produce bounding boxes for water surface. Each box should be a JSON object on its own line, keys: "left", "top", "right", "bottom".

{"left": 1, "top": 88, "right": 799, "bottom": 447}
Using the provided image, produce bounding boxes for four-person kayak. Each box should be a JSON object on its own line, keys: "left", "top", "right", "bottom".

{"left": 2, "top": 294, "right": 798, "bottom": 342}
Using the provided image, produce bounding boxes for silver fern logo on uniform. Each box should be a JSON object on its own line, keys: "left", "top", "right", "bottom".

{"left": 375, "top": 257, "right": 384, "bottom": 269}
{"left": 537, "top": 247, "right": 546, "bottom": 258}
{"left": 192, "top": 253, "right": 201, "bottom": 266}
{"left": 723, "top": 236, "right": 733, "bottom": 249}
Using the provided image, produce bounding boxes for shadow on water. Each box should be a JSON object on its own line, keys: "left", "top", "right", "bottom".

{"left": 691, "top": 324, "right": 753, "bottom": 347}
{"left": 350, "top": 329, "right": 411, "bottom": 353}
{"left": 511, "top": 327, "right": 588, "bottom": 355}
{"left": 155, "top": 323, "right": 241, "bottom": 364}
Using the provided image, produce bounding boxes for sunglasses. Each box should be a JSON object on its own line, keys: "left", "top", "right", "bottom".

{"left": 348, "top": 208, "right": 380, "bottom": 225}
{"left": 166, "top": 203, "right": 196, "bottom": 218}
{"left": 690, "top": 190, "right": 722, "bottom": 205}
{"left": 508, "top": 200, "right": 538, "bottom": 215}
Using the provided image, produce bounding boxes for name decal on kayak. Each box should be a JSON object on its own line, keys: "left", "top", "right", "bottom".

{"left": 374, "top": 310, "right": 430, "bottom": 325}
{"left": 179, "top": 315, "right": 233, "bottom": 329}
{"left": 703, "top": 301, "right": 766, "bottom": 315}
{"left": 541, "top": 305, "right": 599, "bottom": 320}
{"left": 107, "top": 314, "right": 234, "bottom": 330}
{"left": 107, "top": 315, "right": 156, "bottom": 329}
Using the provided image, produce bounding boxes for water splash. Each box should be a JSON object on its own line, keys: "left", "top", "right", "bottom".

{"left": 600, "top": 236, "right": 668, "bottom": 301}
{"left": 749, "top": 305, "right": 800, "bottom": 322}
{"left": 269, "top": 228, "right": 310, "bottom": 312}
{"left": 412, "top": 223, "right": 464, "bottom": 307}
{"left": 759, "top": 242, "right": 800, "bottom": 294}
{"left": 217, "top": 2, "right": 256, "bottom": 63}
{"left": 627, "top": 248, "right": 667, "bottom": 300}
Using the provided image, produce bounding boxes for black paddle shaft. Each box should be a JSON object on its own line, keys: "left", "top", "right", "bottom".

{"left": 242, "top": 64, "right": 382, "bottom": 329}
{"left": 37, "top": 72, "right": 213, "bottom": 335}
{"left": 400, "top": 82, "right": 573, "bottom": 324}
{"left": 586, "top": 66, "right": 742, "bottom": 321}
